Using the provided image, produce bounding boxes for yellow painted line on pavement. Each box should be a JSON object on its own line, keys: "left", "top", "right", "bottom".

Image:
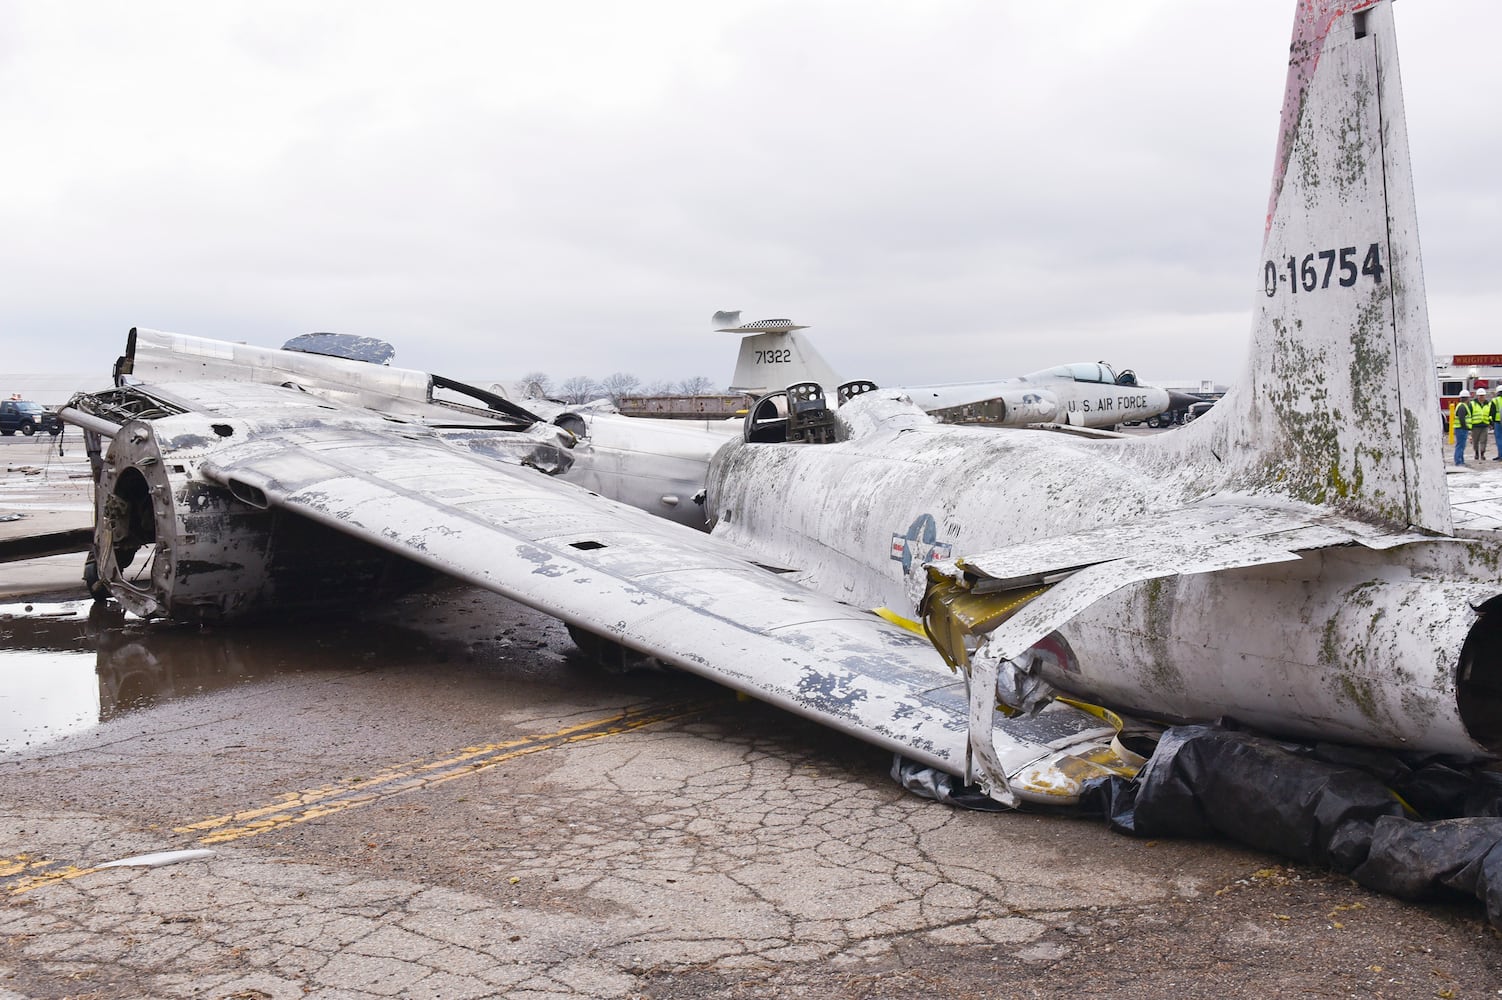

{"left": 2, "top": 854, "right": 99, "bottom": 894}
{"left": 178, "top": 700, "right": 713, "bottom": 845}
{"left": 6, "top": 699, "right": 715, "bottom": 893}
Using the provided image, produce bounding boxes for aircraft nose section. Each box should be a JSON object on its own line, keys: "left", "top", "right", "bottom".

{"left": 1167, "top": 390, "right": 1205, "bottom": 411}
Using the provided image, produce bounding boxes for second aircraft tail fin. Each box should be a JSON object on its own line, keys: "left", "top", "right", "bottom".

{"left": 713, "top": 311, "right": 845, "bottom": 398}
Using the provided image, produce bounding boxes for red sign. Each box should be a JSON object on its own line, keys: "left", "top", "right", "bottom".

{"left": 1451, "top": 355, "right": 1502, "bottom": 367}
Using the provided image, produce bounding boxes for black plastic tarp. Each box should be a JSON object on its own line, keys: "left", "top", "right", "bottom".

{"left": 895, "top": 723, "right": 1502, "bottom": 925}
{"left": 1079, "top": 725, "right": 1502, "bottom": 926}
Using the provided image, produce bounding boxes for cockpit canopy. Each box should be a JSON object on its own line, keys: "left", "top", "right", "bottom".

{"left": 1027, "top": 362, "right": 1118, "bottom": 385}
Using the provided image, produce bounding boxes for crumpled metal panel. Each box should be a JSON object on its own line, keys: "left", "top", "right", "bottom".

{"left": 544, "top": 408, "right": 737, "bottom": 530}
{"left": 281, "top": 332, "right": 396, "bottom": 365}
{"left": 950, "top": 499, "right": 1424, "bottom": 594}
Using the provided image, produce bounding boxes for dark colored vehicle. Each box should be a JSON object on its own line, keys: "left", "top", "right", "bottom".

{"left": 0, "top": 399, "right": 62, "bottom": 436}
{"left": 1141, "top": 397, "right": 1218, "bottom": 428}
{"left": 1187, "top": 399, "right": 1216, "bottom": 421}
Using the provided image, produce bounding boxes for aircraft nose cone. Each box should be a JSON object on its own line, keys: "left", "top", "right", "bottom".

{"left": 1167, "top": 390, "right": 1205, "bottom": 411}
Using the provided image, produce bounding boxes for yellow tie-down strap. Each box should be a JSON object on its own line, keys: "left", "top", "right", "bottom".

{"left": 917, "top": 568, "right": 1049, "bottom": 673}
{"left": 1053, "top": 696, "right": 1147, "bottom": 779}
{"left": 913, "top": 567, "right": 1148, "bottom": 791}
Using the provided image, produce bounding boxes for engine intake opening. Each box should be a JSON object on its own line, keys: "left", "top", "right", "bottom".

{"left": 106, "top": 466, "right": 157, "bottom": 573}
{"left": 1458, "top": 595, "right": 1502, "bottom": 751}
{"left": 227, "top": 479, "right": 269, "bottom": 510}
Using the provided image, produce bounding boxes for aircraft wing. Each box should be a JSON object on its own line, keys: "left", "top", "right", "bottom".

{"left": 175, "top": 397, "right": 1119, "bottom": 806}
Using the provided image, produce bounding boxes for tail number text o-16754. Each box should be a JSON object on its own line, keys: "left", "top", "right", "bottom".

{"left": 1263, "top": 243, "right": 1384, "bottom": 296}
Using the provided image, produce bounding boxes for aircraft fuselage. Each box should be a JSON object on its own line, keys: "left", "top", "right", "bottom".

{"left": 705, "top": 394, "right": 1502, "bottom": 757}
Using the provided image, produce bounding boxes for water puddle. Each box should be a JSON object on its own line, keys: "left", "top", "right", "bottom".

{"left": 0, "top": 589, "right": 579, "bottom": 755}
{"left": 0, "top": 601, "right": 102, "bottom": 751}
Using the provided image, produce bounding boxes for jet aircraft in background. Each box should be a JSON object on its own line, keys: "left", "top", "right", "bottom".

{"left": 714, "top": 310, "right": 1200, "bottom": 430}
{"left": 509, "top": 319, "right": 1199, "bottom": 532}
{"left": 60, "top": 0, "right": 1499, "bottom": 814}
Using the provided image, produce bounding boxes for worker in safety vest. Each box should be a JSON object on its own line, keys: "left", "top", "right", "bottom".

{"left": 1487, "top": 390, "right": 1502, "bottom": 461}
{"left": 1474, "top": 388, "right": 1493, "bottom": 461}
{"left": 1454, "top": 390, "right": 1474, "bottom": 466}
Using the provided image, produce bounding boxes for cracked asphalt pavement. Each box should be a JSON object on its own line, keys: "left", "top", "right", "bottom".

{"left": 0, "top": 453, "right": 1500, "bottom": 997}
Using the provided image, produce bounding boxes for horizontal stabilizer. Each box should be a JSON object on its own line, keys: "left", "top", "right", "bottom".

{"left": 927, "top": 498, "right": 1431, "bottom": 667}
{"left": 713, "top": 310, "right": 810, "bottom": 335}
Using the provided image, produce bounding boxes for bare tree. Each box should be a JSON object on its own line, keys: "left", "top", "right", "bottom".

{"left": 640, "top": 379, "right": 676, "bottom": 395}
{"left": 559, "top": 375, "right": 601, "bottom": 404}
{"left": 517, "top": 371, "right": 553, "bottom": 398}
{"left": 599, "top": 372, "right": 642, "bottom": 405}
{"left": 677, "top": 375, "right": 717, "bottom": 396}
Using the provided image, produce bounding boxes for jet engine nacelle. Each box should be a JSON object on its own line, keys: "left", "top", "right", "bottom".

{"left": 1033, "top": 543, "right": 1502, "bottom": 755}
{"left": 91, "top": 418, "right": 428, "bottom": 622}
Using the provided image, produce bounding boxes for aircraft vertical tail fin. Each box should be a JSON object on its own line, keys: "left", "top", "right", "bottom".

{"left": 1174, "top": 0, "right": 1450, "bottom": 533}
{"left": 713, "top": 312, "right": 845, "bottom": 397}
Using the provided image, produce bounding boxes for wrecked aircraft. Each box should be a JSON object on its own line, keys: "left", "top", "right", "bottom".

{"left": 715, "top": 309, "right": 1194, "bottom": 430}
{"left": 61, "top": 0, "right": 1501, "bottom": 843}
{"left": 66, "top": 325, "right": 1136, "bottom": 804}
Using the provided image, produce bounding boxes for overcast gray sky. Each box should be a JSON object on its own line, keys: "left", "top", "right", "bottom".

{"left": 2, "top": 1, "right": 1497, "bottom": 388}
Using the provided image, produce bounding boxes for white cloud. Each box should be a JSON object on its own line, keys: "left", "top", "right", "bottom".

{"left": 0, "top": 0, "right": 1497, "bottom": 390}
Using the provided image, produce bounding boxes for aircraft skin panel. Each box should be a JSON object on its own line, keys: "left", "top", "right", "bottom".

{"left": 947, "top": 499, "right": 1422, "bottom": 593}
{"left": 1369, "top": 5, "right": 1442, "bottom": 525}
{"left": 544, "top": 410, "right": 737, "bottom": 531}
{"left": 1053, "top": 546, "right": 1492, "bottom": 754}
